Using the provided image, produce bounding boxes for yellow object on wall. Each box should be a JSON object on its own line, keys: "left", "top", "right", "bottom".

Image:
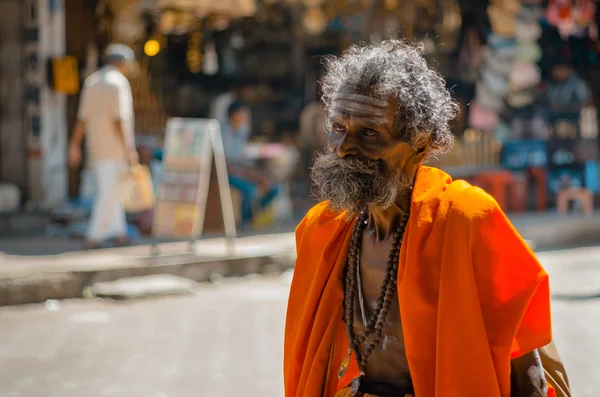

{"left": 52, "top": 55, "right": 80, "bottom": 95}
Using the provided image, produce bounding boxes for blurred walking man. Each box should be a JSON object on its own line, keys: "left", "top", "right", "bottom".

{"left": 284, "top": 40, "right": 570, "bottom": 397}
{"left": 68, "top": 44, "right": 138, "bottom": 249}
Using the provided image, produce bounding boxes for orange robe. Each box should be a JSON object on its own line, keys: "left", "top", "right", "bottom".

{"left": 284, "top": 166, "right": 552, "bottom": 397}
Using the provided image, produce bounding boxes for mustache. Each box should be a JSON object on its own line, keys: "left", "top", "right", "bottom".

{"left": 317, "top": 152, "right": 384, "bottom": 175}
{"left": 311, "top": 151, "right": 409, "bottom": 217}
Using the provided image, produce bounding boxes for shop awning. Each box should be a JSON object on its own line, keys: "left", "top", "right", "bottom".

{"left": 153, "top": 0, "right": 257, "bottom": 17}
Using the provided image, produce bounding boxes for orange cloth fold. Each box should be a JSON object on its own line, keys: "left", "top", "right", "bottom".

{"left": 284, "top": 166, "right": 552, "bottom": 397}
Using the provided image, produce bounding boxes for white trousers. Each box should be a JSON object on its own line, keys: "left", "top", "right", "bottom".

{"left": 87, "top": 160, "right": 127, "bottom": 242}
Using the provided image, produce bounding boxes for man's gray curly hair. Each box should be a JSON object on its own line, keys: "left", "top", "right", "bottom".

{"left": 320, "top": 39, "right": 459, "bottom": 158}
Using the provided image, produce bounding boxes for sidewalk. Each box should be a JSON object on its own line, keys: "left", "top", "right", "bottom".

{"left": 0, "top": 232, "right": 297, "bottom": 306}
{"left": 0, "top": 210, "right": 599, "bottom": 306}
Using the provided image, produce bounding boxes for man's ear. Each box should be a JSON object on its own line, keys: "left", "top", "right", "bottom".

{"left": 413, "top": 137, "right": 432, "bottom": 163}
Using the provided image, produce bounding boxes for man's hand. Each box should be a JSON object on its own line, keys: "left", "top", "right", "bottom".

{"left": 127, "top": 149, "right": 139, "bottom": 164}
{"left": 68, "top": 144, "right": 82, "bottom": 168}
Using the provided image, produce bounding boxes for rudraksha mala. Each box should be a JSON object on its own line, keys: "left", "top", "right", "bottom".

{"left": 339, "top": 207, "right": 410, "bottom": 395}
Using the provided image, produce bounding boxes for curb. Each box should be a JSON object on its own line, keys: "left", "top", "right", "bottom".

{"left": 0, "top": 253, "right": 295, "bottom": 307}
{"left": 1, "top": 212, "right": 599, "bottom": 307}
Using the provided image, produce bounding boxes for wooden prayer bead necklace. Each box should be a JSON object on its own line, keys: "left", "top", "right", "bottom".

{"left": 338, "top": 208, "right": 410, "bottom": 396}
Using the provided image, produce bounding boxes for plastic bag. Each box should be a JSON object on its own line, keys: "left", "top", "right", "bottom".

{"left": 121, "top": 163, "right": 155, "bottom": 213}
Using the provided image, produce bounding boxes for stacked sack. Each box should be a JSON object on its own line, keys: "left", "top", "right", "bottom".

{"left": 546, "top": 0, "right": 596, "bottom": 39}
{"left": 469, "top": 0, "right": 544, "bottom": 136}
{"left": 469, "top": 0, "right": 519, "bottom": 132}
{"left": 508, "top": 6, "right": 544, "bottom": 110}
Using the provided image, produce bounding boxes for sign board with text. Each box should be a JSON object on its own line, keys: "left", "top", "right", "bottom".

{"left": 152, "top": 118, "right": 236, "bottom": 240}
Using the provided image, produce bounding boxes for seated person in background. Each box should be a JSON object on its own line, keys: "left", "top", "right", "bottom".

{"left": 138, "top": 144, "right": 163, "bottom": 196}
{"left": 545, "top": 61, "right": 590, "bottom": 138}
{"left": 297, "top": 89, "right": 328, "bottom": 188}
{"left": 222, "top": 100, "right": 279, "bottom": 227}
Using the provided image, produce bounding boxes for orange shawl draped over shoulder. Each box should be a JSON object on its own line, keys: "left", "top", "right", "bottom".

{"left": 284, "top": 166, "right": 552, "bottom": 397}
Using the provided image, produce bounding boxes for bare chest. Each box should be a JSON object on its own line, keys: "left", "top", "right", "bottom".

{"left": 343, "top": 235, "right": 412, "bottom": 392}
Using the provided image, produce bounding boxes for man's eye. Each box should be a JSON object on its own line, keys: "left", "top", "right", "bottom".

{"left": 332, "top": 124, "right": 346, "bottom": 134}
{"left": 360, "top": 129, "right": 379, "bottom": 137}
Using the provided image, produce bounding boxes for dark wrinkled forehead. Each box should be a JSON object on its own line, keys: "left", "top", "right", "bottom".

{"left": 329, "top": 83, "right": 398, "bottom": 125}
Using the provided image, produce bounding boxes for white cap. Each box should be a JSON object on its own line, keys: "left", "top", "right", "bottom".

{"left": 105, "top": 43, "right": 135, "bottom": 63}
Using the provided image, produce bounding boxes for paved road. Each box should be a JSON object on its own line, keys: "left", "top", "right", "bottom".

{"left": 538, "top": 246, "right": 600, "bottom": 397}
{"left": 0, "top": 247, "right": 598, "bottom": 397}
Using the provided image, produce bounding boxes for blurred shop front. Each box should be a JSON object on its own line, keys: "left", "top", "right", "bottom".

{"left": 434, "top": 0, "right": 600, "bottom": 213}
{"left": 62, "top": 0, "right": 600, "bottom": 215}
{"left": 64, "top": 0, "right": 466, "bottom": 195}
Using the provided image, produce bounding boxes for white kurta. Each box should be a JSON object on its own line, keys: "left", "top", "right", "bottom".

{"left": 77, "top": 65, "right": 134, "bottom": 243}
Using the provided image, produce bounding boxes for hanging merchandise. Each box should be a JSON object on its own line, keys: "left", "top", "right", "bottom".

{"left": 304, "top": 0, "right": 325, "bottom": 6}
{"left": 490, "top": 0, "right": 521, "bottom": 15}
{"left": 475, "top": 82, "right": 506, "bottom": 113}
{"left": 159, "top": 10, "right": 178, "bottom": 34}
{"left": 515, "top": 19, "right": 543, "bottom": 42}
{"left": 482, "top": 47, "right": 514, "bottom": 76}
{"left": 520, "top": 5, "right": 545, "bottom": 21}
{"left": 469, "top": 101, "right": 500, "bottom": 131}
{"left": 507, "top": 88, "right": 537, "bottom": 109}
{"left": 202, "top": 41, "right": 219, "bottom": 76}
{"left": 515, "top": 42, "right": 543, "bottom": 62}
{"left": 434, "top": 0, "right": 462, "bottom": 54}
{"left": 187, "top": 31, "right": 203, "bottom": 74}
{"left": 383, "top": 0, "right": 399, "bottom": 11}
{"left": 111, "top": 3, "right": 145, "bottom": 44}
{"left": 488, "top": 5, "right": 517, "bottom": 37}
{"left": 303, "top": 7, "right": 328, "bottom": 35}
{"left": 509, "top": 61, "right": 541, "bottom": 91}
{"left": 546, "top": 0, "right": 596, "bottom": 38}
{"left": 487, "top": 34, "right": 519, "bottom": 58}
{"left": 205, "top": 14, "right": 231, "bottom": 31}
{"left": 481, "top": 67, "right": 510, "bottom": 96}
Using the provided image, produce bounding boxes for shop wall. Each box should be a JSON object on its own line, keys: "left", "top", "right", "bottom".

{"left": 23, "top": 0, "right": 68, "bottom": 208}
{"left": 0, "top": 0, "right": 26, "bottom": 194}
{"left": 65, "top": 0, "right": 99, "bottom": 197}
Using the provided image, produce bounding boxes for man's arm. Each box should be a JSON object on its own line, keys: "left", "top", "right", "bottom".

{"left": 464, "top": 187, "right": 570, "bottom": 397}
{"left": 68, "top": 81, "right": 90, "bottom": 168}
{"left": 539, "top": 341, "right": 571, "bottom": 397}
{"left": 68, "top": 120, "right": 86, "bottom": 168}
{"left": 510, "top": 341, "right": 571, "bottom": 397}
{"left": 111, "top": 81, "right": 138, "bottom": 163}
{"left": 510, "top": 349, "right": 547, "bottom": 397}
{"left": 114, "top": 119, "right": 138, "bottom": 163}
{"left": 228, "top": 163, "right": 272, "bottom": 190}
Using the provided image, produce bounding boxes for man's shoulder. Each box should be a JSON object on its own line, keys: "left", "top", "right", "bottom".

{"left": 443, "top": 178, "right": 501, "bottom": 222}
{"left": 296, "top": 201, "right": 349, "bottom": 242}
{"left": 300, "top": 201, "right": 345, "bottom": 226}
{"left": 103, "top": 69, "right": 130, "bottom": 89}
{"left": 82, "top": 71, "right": 102, "bottom": 88}
{"left": 304, "top": 200, "right": 336, "bottom": 220}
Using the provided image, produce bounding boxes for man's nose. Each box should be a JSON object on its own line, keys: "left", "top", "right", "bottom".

{"left": 332, "top": 133, "right": 359, "bottom": 158}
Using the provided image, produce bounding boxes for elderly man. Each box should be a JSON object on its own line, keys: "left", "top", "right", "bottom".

{"left": 68, "top": 44, "right": 138, "bottom": 248}
{"left": 284, "top": 40, "right": 570, "bottom": 397}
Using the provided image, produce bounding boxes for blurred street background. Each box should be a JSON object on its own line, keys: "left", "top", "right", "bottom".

{"left": 1, "top": 0, "right": 600, "bottom": 396}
